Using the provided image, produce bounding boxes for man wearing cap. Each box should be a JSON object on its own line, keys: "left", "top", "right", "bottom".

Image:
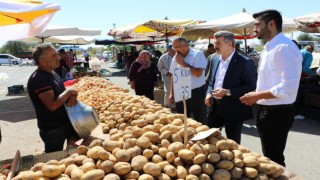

{"left": 55, "top": 49, "right": 70, "bottom": 79}
{"left": 158, "top": 45, "right": 176, "bottom": 109}
{"left": 169, "top": 37, "right": 208, "bottom": 124}
{"left": 27, "top": 43, "right": 80, "bottom": 153}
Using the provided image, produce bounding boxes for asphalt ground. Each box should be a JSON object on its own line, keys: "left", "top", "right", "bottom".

{"left": 0, "top": 62, "right": 319, "bottom": 179}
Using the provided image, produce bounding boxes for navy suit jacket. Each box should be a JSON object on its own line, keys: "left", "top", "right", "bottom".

{"left": 207, "top": 52, "right": 257, "bottom": 121}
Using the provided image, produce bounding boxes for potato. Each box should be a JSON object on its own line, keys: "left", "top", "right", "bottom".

{"left": 102, "top": 140, "right": 123, "bottom": 152}
{"left": 256, "top": 163, "right": 277, "bottom": 175}
{"left": 31, "top": 162, "right": 45, "bottom": 172}
{"left": 231, "top": 149, "right": 243, "bottom": 159}
{"left": 142, "top": 131, "right": 160, "bottom": 144}
{"left": 196, "top": 125, "right": 210, "bottom": 133}
{"left": 174, "top": 157, "right": 184, "bottom": 167}
{"left": 207, "top": 153, "right": 221, "bottom": 163}
{"left": 193, "top": 154, "right": 207, "bottom": 164}
{"left": 53, "top": 174, "right": 70, "bottom": 180}
{"left": 152, "top": 154, "right": 163, "bottom": 163}
{"left": 190, "top": 143, "right": 205, "bottom": 155}
{"left": 124, "top": 170, "right": 140, "bottom": 179}
{"left": 150, "top": 145, "right": 159, "bottom": 153}
{"left": 98, "top": 160, "right": 113, "bottom": 173}
{"left": 80, "top": 162, "right": 96, "bottom": 173}
{"left": 172, "top": 118, "right": 183, "bottom": 126}
{"left": 158, "top": 147, "right": 168, "bottom": 158}
{"left": 159, "top": 130, "right": 172, "bottom": 140}
{"left": 269, "top": 164, "right": 284, "bottom": 179}
{"left": 103, "top": 173, "right": 120, "bottom": 180}
{"left": 131, "top": 155, "right": 148, "bottom": 171}
{"left": 189, "top": 164, "right": 201, "bottom": 175}
{"left": 115, "top": 149, "right": 131, "bottom": 162}
{"left": 63, "top": 158, "right": 75, "bottom": 167}
{"left": 243, "top": 167, "right": 258, "bottom": 178}
{"left": 64, "top": 164, "right": 78, "bottom": 176}
{"left": 127, "top": 146, "right": 142, "bottom": 158}
{"left": 131, "top": 119, "right": 148, "bottom": 127}
{"left": 81, "top": 169, "right": 104, "bottom": 180}
{"left": 178, "top": 149, "right": 195, "bottom": 160}
{"left": 123, "top": 138, "right": 137, "bottom": 149}
{"left": 255, "top": 173, "right": 269, "bottom": 180}
{"left": 207, "top": 136, "right": 219, "bottom": 145}
{"left": 201, "top": 163, "right": 214, "bottom": 175}
{"left": 143, "top": 162, "right": 161, "bottom": 176}
{"left": 158, "top": 173, "right": 171, "bottom": 180}
{"left": 257, "top": 156, "right": 270, "bottom": 163}
{"left": 87, "top": 146, "right": 105, "bottom": 160}
{"left": 70, "top": 168, "right": 84, "bottom": 180}
{"left": 165, "top": 151, "right": 175, "bottom": 163}
{"left": 113, "top": 162, "right": 131, "bottom": 175}
{"left": 14, "top": 171, "right": 35, "bottom": 180}
{"left": 186, "top": 174, "right": 200, "bottom": 180}
{"left": 243, "top": 156, "right": 259, "bottom": 167}
{"left": 74, "top": 155, "right": 87, "bottom": 166}
{"left": 216, "top": 140, "right": 231, "bottom": 150}
{"left": 143, "top": 149, "right": 154, "bottom": 159}
{"left": 89, "top": 139, "right": 103, "bottom": 148}
{"left": 238, "top": 145, "right": 251, "bottom": 153}
{"left": 230, "top": 167, "right": 243, "bottom": 179}
{"left": 216, "top": 160, "right": 234, "bottom": 170}
{"left": 163, "top": 165, "right": 177, "bottom": 177}
{"left": 219, "top": 150, "right": 233, "bottom": 160}
{"left": 42, "top": 164, "right": 62, "bottom": 178}
{"left": 171, "top": 133, "right": 183, "bottom": 142}
{"left": 212, "top": 169, "right": 231, "bottom": 180}
{"left": 157, "top": 161, "right": 170, "bottom": 170}
{"left": 232, "top": 158, "right": 244, "bottom": 168}
{"left": 168, "top": 142, "right": 184, "bottom": 153}
{"left": 136, "top": 136, "right": 151, "bottom": 149}
{"left": 198, "top": 174, "right": 211, "bottom": 180}
{"left": 138, "top": 174, "right": 154, "bottom": 180}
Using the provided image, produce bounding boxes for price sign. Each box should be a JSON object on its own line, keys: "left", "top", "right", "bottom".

{"left": 173, "top": 67, "right": 191, "bottom": 102}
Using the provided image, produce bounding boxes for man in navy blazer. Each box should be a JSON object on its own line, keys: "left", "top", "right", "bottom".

{"left": 205, "top": 31, "right": 257, "bottom": 144}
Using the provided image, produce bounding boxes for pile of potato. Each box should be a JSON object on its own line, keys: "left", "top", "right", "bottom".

{"left": 12, "top": 76, "right": 288, "bottom": 179}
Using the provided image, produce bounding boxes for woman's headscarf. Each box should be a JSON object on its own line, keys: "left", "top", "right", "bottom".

{"left": 136, "top": 50, "right": 151, "bottom": 72}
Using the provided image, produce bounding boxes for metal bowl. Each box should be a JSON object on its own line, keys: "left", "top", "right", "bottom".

{"left": 65, "top": 102, "right": 100, "bottom": 138}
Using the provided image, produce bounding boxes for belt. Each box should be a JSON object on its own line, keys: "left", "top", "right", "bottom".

{"left": 257, "top": 104, "right": 293, "bottom": 110}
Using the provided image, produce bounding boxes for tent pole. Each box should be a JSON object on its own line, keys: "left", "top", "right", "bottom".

{"left": 244, "top": 28, "right": 248, "bottom": 55}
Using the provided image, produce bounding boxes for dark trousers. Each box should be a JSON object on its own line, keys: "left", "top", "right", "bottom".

{"left": 256, "top": 104, "right": 294, "bottom": 167}
{"left": 176, "top": 84, "right": 207, "bottom": 124}
{"left": 39, "top": 122, "right": 79, "bottom": 153}
{"left": 135, "top": 87, "right": 155, "bottom": 100}
{"left": 207, "top": 100, "right": 243, "bottom": 144}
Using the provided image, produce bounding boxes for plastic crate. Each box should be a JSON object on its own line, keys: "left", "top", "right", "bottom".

{"left": 7, "top": 85, "right": 24, "bottom": 94}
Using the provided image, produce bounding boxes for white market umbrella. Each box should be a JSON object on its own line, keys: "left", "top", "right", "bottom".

{"left": 21, "top": 35, "right": 96, "bottom": 45}
{"left": 0, "top": 0, "right": 60, "bottom": 40}
{"left": 182, "top": 10, "right": 297, "bottom": 41}
{"left": 34, "top": 25, "right": 101, "bottom": 42}
{"left": 294, "top": 12, "right": 320, "bottom": 33}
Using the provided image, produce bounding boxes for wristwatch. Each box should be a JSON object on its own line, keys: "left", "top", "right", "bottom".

{"left": 226, "top": 89, "right": 231, "bottom": 96}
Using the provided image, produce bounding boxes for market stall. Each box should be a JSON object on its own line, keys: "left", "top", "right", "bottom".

{"left": 1, "top": 76, "right": 301, "bottom": 180}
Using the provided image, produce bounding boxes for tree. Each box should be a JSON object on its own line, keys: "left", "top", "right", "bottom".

{"left": 297, "top": 33, "right": 319, "bottom": 42}
{"left": 0, "top": 41, "right": 29, "bottom": 54}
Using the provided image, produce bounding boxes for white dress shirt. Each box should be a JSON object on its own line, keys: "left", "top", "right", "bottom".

{"left": 214, "top": 50, "right": 235, "bottom": 90}
{"left": 169, "top": 48, "right": 207, "bottom": 89}
{"left": 256, "top": 33, "right": 302, "bottom": 105}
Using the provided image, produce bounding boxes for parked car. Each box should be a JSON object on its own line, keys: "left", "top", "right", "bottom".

{"left": 102, "top": 51, "right": 112, "bottom": 60}
{"left": 0, "top": 54, "right": 20, "bottom": 65}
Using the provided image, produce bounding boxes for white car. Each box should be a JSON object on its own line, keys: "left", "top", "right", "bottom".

{"left": 0, "top": 54, "right": 20, "bottom": 65}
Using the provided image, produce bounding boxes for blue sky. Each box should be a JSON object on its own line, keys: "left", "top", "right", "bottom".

{"left": 1, "top": 0, "right": 320, "bottom": 46}
{"left": 47, "top": 0, "right": 319, "bottom": 38}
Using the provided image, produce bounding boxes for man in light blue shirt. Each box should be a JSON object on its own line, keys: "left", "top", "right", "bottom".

{"left": 301, "top": 45, "right": 315, "bottom": 77}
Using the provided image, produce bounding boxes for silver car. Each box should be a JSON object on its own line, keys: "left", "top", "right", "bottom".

{"left": 0, "top": 54, "right": 20, "bottom": 65}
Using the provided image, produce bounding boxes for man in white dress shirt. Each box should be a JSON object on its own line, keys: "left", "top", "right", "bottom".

{"left": 240, "top": 10, "right": 303, "bottom": 167}
{"left": 157, "top": 45, "right": 176, "bottom": 108}
{"left": 169, "top": 37, "right": 208, "bottom": 124}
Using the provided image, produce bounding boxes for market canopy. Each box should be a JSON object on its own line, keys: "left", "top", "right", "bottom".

{"left": 108, "top": 19, "right": 200, "bottom": 45}
{"left": 294, "top": 12, "right": 320, "bottom": 33}
{"left": 181, "top": 10, "right": 297, "bottom": 41}
{"left": 20, "top": 35, "right": 96, "bottom": 45}
{"left": 95, "top": 36, "right": 165, "bottom": 45}
{"left": 0, "top": 0, "right": 60, "bottom": 40}
{"left": 31, "top": 25, "right": 101, "bottom": 42}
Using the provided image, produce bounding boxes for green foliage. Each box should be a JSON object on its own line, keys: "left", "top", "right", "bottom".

{"left": 0, "top": 41, "right": 29, "bottom": 54}
{"left": 297, "top": 33, "right": 316, "bottom": 41}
